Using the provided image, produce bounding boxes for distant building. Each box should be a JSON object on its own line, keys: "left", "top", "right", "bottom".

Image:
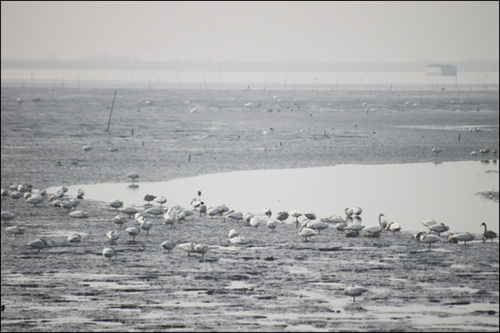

{"left": 426, "top": 64, "right": 457, "bottom": 76}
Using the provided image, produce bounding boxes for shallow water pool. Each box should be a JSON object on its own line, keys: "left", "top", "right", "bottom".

{"left": 49, "top": 160, "right": 498, "bottom": 233}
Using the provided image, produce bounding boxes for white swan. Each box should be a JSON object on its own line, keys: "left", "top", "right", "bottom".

{"left": 290, "top": 210, "right": 302, "bottom": 229}
{"left": 480, "top": 222, "right": 497, "bottom": 243}
{"left": 145, "top": 207, "right": 163, "bottom": 217}
{"left": 1, "top": 210, "right": 16, "bottom": 221}
{"left": 125, "top": 226, "right": 140, "bottom": 241}
{"left": 447, "top": 232, "right": 474, "bottom": 245}
{"left": 143, "top": 194, "right": 156, "bottom": 205}
{"left": 267, "top": 218, "right": 279, "bottom": 232}
{"left": 345, "top": 207, "right": 354, "bottom": 217}
{"left": 418, "top": 232, "right": 441, "bottom": 251}
{"left": 421, "top": 219, "right": 437, "bottom": 228}
{"left": 163, "top": 213, "right": 177, "bottom": 228}
{"left": 298, "top": 227, "right": 318, "bottom": 242}
{"left": 109, "top": 199, "right": 124, "bottom": 211}
{"left": 361, "top": 213, "right": 385, "bottom": 237}
{"left": 307, "top": 221, "right": 329, "bottom": 234}
{"left": 113, "top": 214, "right": 127, "bottom": 229}
{"left": 155, "top": 196, "right": 167, "bottom": 208}
{"left": 427, "top": 222, "right": 449, "bottom": 236}
{"left": 28, "top": 238, "right": 49, "bottom": 252}
{"left": 69, "top": 209, "right": 88, "bottom": 218}
{"left": 102, "top": 247, "right": 116, "bottom": 261}
{"left": 344, "top": 222, "right": 365, "bottom": 232}
{"left": 121, "top": 206, "right": 139, "bottom": 218}
{"left": 304, "top": 212, "right": 316, "bottom": 221}
{"left": 194, "top": 243, "right": 210, "bottom": 260}
{"left": 250, "top": 216, "right": 263, "bottom": 229}
{"left": 106, "top": 230, "right": 120, "bottom": 243}
{"left": 343, "top": 285, "right": 368, "bottom": 303}
{"left": 177, "top": 242, "right": 196, "bottom": 256}
{"left": 227, "top": 210, "right": 244, "bottom": 223}
{"left": 6, "top": 225, "right": 25, "bottom": 236}
{"left": 385, "top": 221, "right": 401, "bottom": 235}
{"left": 228, "top": 229, "right": 239, "bottom": 239}
{"left": 262, "top": 207, "right": 272, "bottom": 217}
{"left": 140, "top": 219, "right": 153, "bottom": 235}
{"left": 67, "top": 233, "right": 81, "bottom": 243}
{"left": 160, "top": 240, "right": 175, "bottom": 252}
{"left": 353, "top": 207, "right": 362, "bottom": 216}
{"left": 76, "top": 188, "right": 84, "bottom": 199}
{"left": 126, "top": 172, "right": 139, "bottom": 185}
{"left": 276, "top": 211, "right": 289, "bottom": 223}
{"left": 25, "top": 195, "right": 42, "bottom": 207}
{"left": 229, "top": 236, "right": 248, "bottom": 244}
{"left": 335, "top": 221, "right": 348, "bottom": 233}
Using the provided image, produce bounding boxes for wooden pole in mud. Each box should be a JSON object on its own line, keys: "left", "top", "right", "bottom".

{"left": 106, "top": 90, "right": 117, "bottom": 132}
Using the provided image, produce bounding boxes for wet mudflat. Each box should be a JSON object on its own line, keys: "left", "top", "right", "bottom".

{"left": 1, "top": 87, "right": 499, "bottom": 331}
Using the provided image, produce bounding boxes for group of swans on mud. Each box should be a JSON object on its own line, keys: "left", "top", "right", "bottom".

{"left": 3, "top": 182, "right": 498, "bottom": 304}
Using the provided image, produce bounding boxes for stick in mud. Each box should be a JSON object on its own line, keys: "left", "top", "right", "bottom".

{"left": 106, "top": 89, "right": 117, "bottom": 132}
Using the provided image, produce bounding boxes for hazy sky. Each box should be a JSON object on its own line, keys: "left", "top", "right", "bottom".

{"left": 1, "top": 1, "right": 498, "bottom": 63}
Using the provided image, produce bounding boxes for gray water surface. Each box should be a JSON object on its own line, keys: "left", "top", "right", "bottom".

{"left": 50, "top": 160, "right": 498, "bottom": 233}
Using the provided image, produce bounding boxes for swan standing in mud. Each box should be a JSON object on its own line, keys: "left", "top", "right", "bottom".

{"left": 28, "top": 238, "right": 49, "bottom": 252}
{"left": 385, "top": 221, "right": 401, "bottom": 235}
{"left": 106, "top": 230, "right": 120, "bottom": 243}
{"left": 177, "top": 242, "right": 210, "bottom": 259}
{"left": 276, "top": 211, "right": 289, "bottom": 223}
{"left": 290, "top": 210, "right": 302, "bottom": 228}
{"left": 102, "top": 247, "right": 116, "bottom": 262}
{"left": 6, "top": 225, "right": 25, "bottom": 236}
{"left": 298, "top": 227, "right": 318, "bottom": 242}
{"left": 480, "top": 222, "right": 497, "bottom": 243}
{"left": 67, "top": 233, "right": 81, "bottom": 243}
{"left": 160, "top": 240, "right": 175, "bottom": 253}
{"left": 125, "top": 226, "right": 140, "bottom": 241}
{"left": 361, "top": 213, "right": 385, "bottom": 237}
{"left": 447, "top": 232, "right": 474, "bottom": 245}
{"left": 109, "top": 199, "right": 124, "bottom": 211}
{"left": 426, "top": 222, "right": 449, "bottom": 236}
{"left": 140, "top": 219, "right": 153, "bottom": 235}
{"left": 344, "top": 285, "right": 368, "bottom": 303}
{"left": 267, "top": 217, "right": 279, "bottom": 232}
{"left": 417, "top": 232, "right": 441, "bottom": 251}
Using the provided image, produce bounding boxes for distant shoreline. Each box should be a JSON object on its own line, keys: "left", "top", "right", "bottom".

{"left": 1, "top": 59, "right": 499, "bottom": 72}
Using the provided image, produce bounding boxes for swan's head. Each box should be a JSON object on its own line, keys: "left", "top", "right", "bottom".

{"left": 480, "top": 222, "right": 486, "bottom": 227}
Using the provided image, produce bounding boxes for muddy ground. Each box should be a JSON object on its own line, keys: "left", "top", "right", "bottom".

{"left": 1, "top": 86, "right": 499, "bottom": 332}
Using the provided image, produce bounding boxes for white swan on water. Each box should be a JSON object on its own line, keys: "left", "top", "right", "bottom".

{"left": 343, "top": 285, "right": 368, "bottom": 303}
{"left": 480, "top": 222, "right": 497, "bottom": 243}
{"left": 126, "top": 173, "right": 139, "bottom": 185}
